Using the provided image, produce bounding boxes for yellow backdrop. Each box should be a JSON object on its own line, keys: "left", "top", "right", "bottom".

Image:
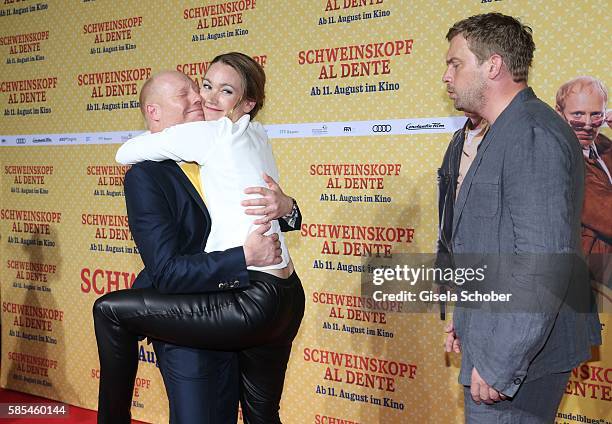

{"left": 0, "top": 1, "right": 609, "bottom": 423}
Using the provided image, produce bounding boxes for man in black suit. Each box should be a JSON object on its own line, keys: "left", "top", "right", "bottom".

{"left": 95, "top": 71, "right": 298, "bottom": 424}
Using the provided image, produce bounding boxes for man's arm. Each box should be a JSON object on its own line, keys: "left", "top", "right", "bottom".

{"left": 125, "top": 164, "right": 279, "bottom": 294}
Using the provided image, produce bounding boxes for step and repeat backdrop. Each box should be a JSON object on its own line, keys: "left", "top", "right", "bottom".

{"left": 0, "top": 1, "right": 609, "bottom": 423}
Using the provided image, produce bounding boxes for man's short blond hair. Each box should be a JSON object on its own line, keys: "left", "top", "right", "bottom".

{"left": 556, "top": 76, "right": 608, "bottom": 111}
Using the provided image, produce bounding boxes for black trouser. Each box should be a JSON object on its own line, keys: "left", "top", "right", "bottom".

{"left": 93, "top": 271, "right": 305, "bottom": 424}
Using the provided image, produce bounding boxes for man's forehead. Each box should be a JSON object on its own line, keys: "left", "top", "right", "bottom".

{"left": 156, "top": 72, "right": 195, "bottom": 93}
{"left": 446, "top": 35, "right": 471, "bottom": 59}
{"left": 565, "top": 88, "right": 606, "bottom": 108}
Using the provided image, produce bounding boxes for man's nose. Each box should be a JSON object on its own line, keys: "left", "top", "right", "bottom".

{"left": 583, "top": 116, "right": 596, "bottom": 128}
{"left": 442, "top": 68, "right": 451, "bottom": 84}
{"left": 191, "top": 91, "right": 202, "bottom": 104}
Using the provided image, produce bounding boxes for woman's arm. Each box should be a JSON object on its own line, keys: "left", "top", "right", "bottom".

{"left": 242, "top": 121, "right": 302, "bottom": 229}
{"left": 116, "top": 117, "right": 245, "bottom": 165}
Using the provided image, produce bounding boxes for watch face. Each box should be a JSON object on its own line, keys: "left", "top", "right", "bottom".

{"left": 285, "top": 200, "right": 297, "bottom": 216}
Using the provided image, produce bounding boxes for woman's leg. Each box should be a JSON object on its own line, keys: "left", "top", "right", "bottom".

{"left": 93, "top": 273, "right": 301, "bottom": 422}
{"left": 93, "top": 295, "right": 139, "bottom": 424}
{"left": 239, "top": 344, "right": 292, "bottom": 424}
{"left": 94, "top": 283, "right": 283, "bottom": 350}
{"left": 238, "top": 272, "right": 306, "bottom": 424}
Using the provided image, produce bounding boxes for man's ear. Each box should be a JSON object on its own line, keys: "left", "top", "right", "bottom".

{"left": 486, "top": 54, "right": 503, "bottom": 80}
{"left": 146, "top": 103, "right": 161, "bottom": 122}
{"left": 555, "top": 104, "right": 563, "bottom": 116}
{"left": 241, "top": 99, "right": 256, "bottom": 114}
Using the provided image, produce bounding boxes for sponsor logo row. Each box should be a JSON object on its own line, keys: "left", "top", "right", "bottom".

{"left": 0, "top": 117, "right": 466, "bottom": 146}
{"left": 269, "top": 117, "right": 466, "bottom": 138}
{"left": 0, "top": 131, "right": 144, "bottom": 147}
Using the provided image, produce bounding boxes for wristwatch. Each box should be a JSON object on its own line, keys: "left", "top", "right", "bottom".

{"left": 282, "top": 198, "right": 298, "bottom": 227}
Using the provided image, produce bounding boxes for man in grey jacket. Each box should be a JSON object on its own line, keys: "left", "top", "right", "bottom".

{"left": 441, "top": 13, "right": 601, "bottom": 423}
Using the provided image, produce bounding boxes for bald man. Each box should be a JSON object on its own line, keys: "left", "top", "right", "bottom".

{"left": 556, "top": 76, "right": 611, "bottom": 285}
{"left": 96, "top": 71, "right": 298, "bottom": 424}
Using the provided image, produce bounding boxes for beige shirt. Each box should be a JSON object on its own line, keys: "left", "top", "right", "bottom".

{"left": 456, "top": 121, "right": 489, "bottom": 199}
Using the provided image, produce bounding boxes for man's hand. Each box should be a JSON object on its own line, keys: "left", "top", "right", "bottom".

{"left": 444, "top": 320, "right": 461, "bottom": 353}
{"left": 243, "top": 222, "right": 282, "bottom": 267}
{"left": 242, "top": 173, "right": 294, "bottom": 224}
{"left": 470, "top": 368, "right": 506, "bottom": 405}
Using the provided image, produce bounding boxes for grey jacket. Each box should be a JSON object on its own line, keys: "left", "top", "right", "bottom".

{"left": 451, "top": 88, "right": 601, "bottom": 397}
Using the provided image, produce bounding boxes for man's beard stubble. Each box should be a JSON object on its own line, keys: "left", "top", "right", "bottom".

{"left": 454, "top": 73, "right": 487, "bottom": 114}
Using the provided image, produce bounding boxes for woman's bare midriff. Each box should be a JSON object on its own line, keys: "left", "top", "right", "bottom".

{"left": 261, "top": 258, "right": 294, "bottom": 279}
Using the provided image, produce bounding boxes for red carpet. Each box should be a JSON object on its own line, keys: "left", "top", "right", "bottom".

{"left": 0, "top": 387, "right": 148, "bottom": 424}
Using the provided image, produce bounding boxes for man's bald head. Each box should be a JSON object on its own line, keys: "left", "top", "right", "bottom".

{"left": 139, "top": 71, "right": 204, "bottom": 133}
{"left": 139, "top": 71, "right": 181, "bottom": 115}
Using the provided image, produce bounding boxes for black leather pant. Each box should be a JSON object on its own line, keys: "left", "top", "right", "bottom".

{"left": 93, "top": 270, "right": 305, "bottom": 424}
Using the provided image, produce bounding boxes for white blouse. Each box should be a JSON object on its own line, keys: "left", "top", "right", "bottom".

{"left": 116, "top": 115, "right": 290, "bottom": 270}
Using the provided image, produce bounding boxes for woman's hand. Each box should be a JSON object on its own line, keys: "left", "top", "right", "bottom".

{"left": 242, "top": 173, "right": 294, "bottom": 224}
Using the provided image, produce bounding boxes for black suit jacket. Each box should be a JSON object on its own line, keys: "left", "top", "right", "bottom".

{"left": 125, "top": 159, "right": 298, "bottom": 294}
{"left": 124, "top": 160, "right": 301, "bottom": 293}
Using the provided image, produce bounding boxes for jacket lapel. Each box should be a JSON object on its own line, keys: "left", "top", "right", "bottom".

{"left": 451, "top": 87, "right": 536, "bottom": 237}
{"left": 440, "top": 123, "right": 466, "bottom": 245}
{"left": 165, "top": 161, "right": 212, "bottom": 230}
{"left": 451, "top": 124, "right": 496, "bottom": 235}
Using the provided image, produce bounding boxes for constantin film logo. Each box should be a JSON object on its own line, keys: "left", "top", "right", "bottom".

{"left": 405, "top": 122, "right": 445, "bottom": 131}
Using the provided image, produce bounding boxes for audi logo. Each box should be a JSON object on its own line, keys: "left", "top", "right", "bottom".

{"left": 372, "top": 124, "right": 392, "bottom": 133}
